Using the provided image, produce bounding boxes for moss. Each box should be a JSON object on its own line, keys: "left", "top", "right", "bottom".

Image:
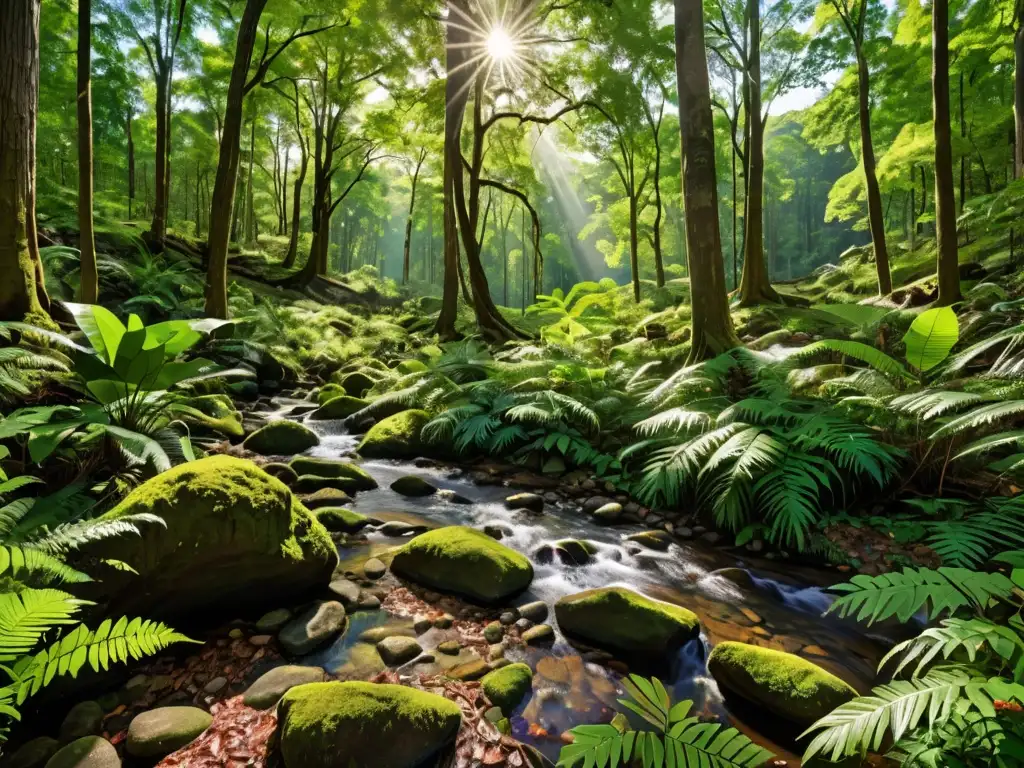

{"left": 289, "top": 457, "right": 377, "bottom": 490}
{"left": 316, "top": 383, "right": 346, "bottom": 405}
{"left": 390, "top": 475, "right": 437, "bottom": 497}
{"left": 177, "top": 394, "right": 244, "bottom": 438}
{"left": 357, "top": 409, "right": 431, "bottom": 459}
{"left": 243, "top": 421, "right": 320, "bottom": 455}
{"left": 391, "top": 526, "right": 533, "bottom": 604}
{"left": 554, "top": 587, "right": 700, "bottom": 655}
{"left": 707, "top": 642, "right": 857, "bottom": 727}
{"left": 315, "top": 507, "right": 370, "bottom": 533}
{"left": 396, "top": 359, "right": 428, "bottom": 374}
{"left": 277, "top": 681, "right": 461, "bottom": 768}
{"left": 342, "top": 371, "right": 375, "bottom": 397}
{"left": 309, "top": 395, "right": 369, "bottom": 421}
{"left": 89, "top": 456, "right": 337, "bottom": 618}
{"left": 481, "top": 663, "right": 532, "bottom": 713}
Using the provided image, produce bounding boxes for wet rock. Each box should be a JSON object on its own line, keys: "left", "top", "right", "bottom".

{"left": 126, "top": 707, "right": 212, "bottom": 759}
{"left": 328, "top": 578, "right": 361, "bottom": 609}
{"left": 391, "top": 476, "right": 438, "bottom": 497}
{"left": 279, "top": 601, "right": 347, "bottom": 656}
{"left": 250, "top": 634, "right": 273, "bottom": 646}
{"left": 243, "top": 421, "right": 320, "bottom": 455}
{"left": 554, "top": 539, "right": 597, "bottom": 565}
{"left": 256, "top": 608, "right": 292, "bottom": 633}
{"left": 446, "top": 659, "right": 490, "bottom": 681}
{"left": 739, "top": 607, "right": 763, "bottom": 624}
{"left": 358, "top": 624, "right": 415, "bottom": 643}
{"left": 433, "top": 613, "right": 455, "bottom": 629}
{"left": 499, "top": 611, "right": 517, "bottom": 625}
{"left": 7, "top": 736, "right": 60, "bottom": 768}
{"left": 504, "top": 492, "right": 544, "bottom": 514}
{"left": 591, "top": 503, "right": 623, "bottom": 524}
{"left": 700, "top": 531, "right": 722, "bottom": 545}
{"left": 203, "top": 677, "right": 227, "bottom": 695}
{"left": 436, "top": 489, "right": 472, "bottom": 504}
{"left": 482, "top": 522, "right": 511, "bottom": 540}
{"left": 358, "top": 594, "right": 381, "bottom": 610}
{"left": 357, "top": 410, "right": 430, "bottom": 459}
{"left": 377, "top": 636, "right": 424, "bottom": 666}
{"left": 515, "top": 618, "right": 531, "bottom": 631}
{"left": 243, "top": 665, "right": 327, "bottom": 709}
{"left": 317, "top": 508, "right": 370, "bottom": 534}
{"left": 674, "top": 526, "right": 694, "bottom": 540}
{"left": 522, "top": 624, "right": 554, "bottom": 645}
{"left": 710, "top": 568, "right": 756, "bottom": 589}
{"left": 624, "top": 531, "right": 673, "bottom": 551}
{"left": 363, "top": 558, "right": 387, "bottom": 579}
{"left": 488, "top": 644, "right": 505, "bottom": 661}
{"left": 59, "top": 701, "right": 104, "bottom": 743}
{"left": 413, "top": 616, "right": 433, "bottom": 634}
{"left": 437, "top": 640, "right": 461, "bottom": 655}
{"left": 378, "top": 520, "right": 428, "bottom": 536}
{"left": 517, "top": 601, "right": 548, "bottom": 623}
{"left": 309, "top": 395, "right": 369, "bottom": 421}
{"left": 543, "top": 491, "right": 560, "bottom": 504}
{"left": 44, "top": 737, "right": 119, "bottom": 768}
{"left": 302, "top": 487, "right": 353, "bottom": 509}
{"left": 262, "top": 462, "right": 299, "bottom": 484}
{"left": 483, "top": 622, "right": 504, "bottom": 643}
{"left": 481, "top": 663, "right": 532, "bottom": 712}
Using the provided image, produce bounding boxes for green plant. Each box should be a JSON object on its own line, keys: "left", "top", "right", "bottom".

{"left": 557, "top": 674, "right": 773, "bottom": 767}
{"left": 527, "top": 279, "right": 617, "bottom": 345}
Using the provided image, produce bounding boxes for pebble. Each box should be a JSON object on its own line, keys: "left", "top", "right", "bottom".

{"left": 437, "top": 640, "right": 461, "bottom": 655}
{"left": 363, "top": 558, "right": 387, "bottom": 579}
{"left": 499, "top": 611, "right": 517, "bottom": 625}
{"left": 414, "top": 616, "right": 433, "bottom": 634}
{"left": 433, "top": 613, "right": 454, "bottom": 629}
{"left": 228, "top": 628, "right": 244, "bottom": 640}
{"left": 517, "top": 601, "right": 548, "bottom": 623}
{"left": 203, "top": 677, "right": 227, "bottom": 695}
{"left": 483, "top": 622, "right": 503, "bottom": 643}
{"left": 376, "top": 636, "right": 423, "bottom": 666}
{"left": 522, "top": 624, "right": 554, "bottom": 645}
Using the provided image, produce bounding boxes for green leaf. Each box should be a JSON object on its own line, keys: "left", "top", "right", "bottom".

{"left": 789, "top": 340, "right": 914, "bottom": 381}
{"left": 903, "top": 307, "right": 959, "bottom": 372}
{"left": 65, "top": 304, "right": 126, "bottom": 365}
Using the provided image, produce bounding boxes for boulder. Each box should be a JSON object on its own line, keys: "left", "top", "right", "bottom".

{"left": 396, "top": 359, "right": 428, "bottom": 375}
{"left": 327, "top": 578, "right": 362, "bottom": 608}
{"left": 262, "top": 462, "right": 299, "bottom": 484}
{"left": 517, "top": 601, "right": 548, "bottom": 623}
{"left": 43, "top": 737, "right": 119, "bottom": 768}
{"left": 504, "top": 493, "right": 543, "bottom": 514}
{"left": 243, "top": 421, "right": 320, "bottom": 455}
{"left": 591, "top": 503, "right": 623, "bottom": 524}
{"left": 391, "top": 526, "right": 533, "bottom": 604}
{"left": 445, "top": 659, "right": 490, "bottom": 681}
{"left": 309, "top": 396, "right": 370, "bottom": 421}
{"left": 7, "top": 737, "right": 60, "bottom": 768}
{"left": 279, "top": 601, "right": 347, "bottom": 656}
{"left": 376, "top": 636, "right": 423, "bottom": 666}
{"left": 390, "top": 476, "right": 437, "bottom": 497}
{"left": 707, "top": 642, "right": 857, "bottom": 727}
{"left": 256, "top": 608, "right": 292, "bottom": 633}
{"left": 83, "top": 456, "right": 336, "bottom": 618}
{"left": 317, "top": 384, "right": 346, "bottom": 405}
{"left": 554, "top": 587, "right": 699, "bottom": 655}
{"left": 243, "top": 665, "right": 326, "bottom": 709}
{"left": 178, "top": 395, "right": 244, "bottom": 439}
{"left": 481, "top": 663, "right": 532, "bottom": 712}
{"left": 276, "top": 682, "right": 461, "bottom": 768}
{"left": 125, "top": 707, "right": 212, "bottom": 759}
{"left": 289, "top": 458, "right": 377, "bottom": 491}
{"left": 341, "top": 372, "right": 375, "bottom": 398}
{"left": 59, "top": 701, "right": 104, "bottom": 743}
{"left": 522, "top": 625, "right": 554, "bottom": 645}
{"left": 624, "top": 531, "right": 673, "bottom": 551}
{"left": 553, "top": 539, "right": 596, "bottom": 566}
{"left": 357, "top": 410, "right": 430, "bottom": 459}
{"left": 301, "top": 488, "right": 352, "bottom": 509}
{"left": 315, "top": 508, "right": 370, "bottom": 534}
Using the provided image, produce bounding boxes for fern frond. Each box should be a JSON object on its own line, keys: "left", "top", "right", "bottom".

{"left": 0, "top": 589, "right": 90, "bottom": 662}
{"left": 27, "top": 513, "right": 165, "bottom": 557}
{"left": 634, "top": 408, "right": 712, "bottom": 437}
{"left": 880, "top": 618, "right": 1024, "bottom": 678}
{"left": 890, "top": 390, "right": 986, "bottom": 420}
{"left": 932, "top": 400, "right": 1024, "bottom": 438}
{"left": 789, "top": 340, "right": 914, "bottom": 381}
{"left": 0, "top": 546, "right": 91, "bottom": 586}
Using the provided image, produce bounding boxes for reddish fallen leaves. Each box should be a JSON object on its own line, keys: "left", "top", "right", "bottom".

{"left": 155, "top": 696, "right": 277, "bottom": 768}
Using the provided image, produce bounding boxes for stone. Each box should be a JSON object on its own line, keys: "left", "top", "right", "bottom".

{"left": 504, "top": 493, "right": 543, "bottom": 514}
{"left": 481, "top": 663, "right": 532, "bottom": 712}
{"left": 43, "top": 737, "right": 119, "bottom": 768}
{"left": 390, "top": 476, "right": 438, "bottom": 497}
{"left": 289, "top": 458, "right": 377, "bottom": 491}
{"left": 707, "top": 642, "right": 857, "bottom": 727}
{"left": 376, "top": 636, "right": 423, "bottom": 666}
{"left": 357, "top": 594, "right": 381, "bottom": 610}
{"left": 482, "top": 523, "right": 512, "bottom": 540}
{"left": 316, "top": 508, "right": 370, "bottom": 534}
{"left": 554, "top": 587, "right": 700, "bottom": 655}
{"left": 243, "top": 421, "right": 320, "bottom": 455}
{"left": 263, "top": 463, "right": 299, "bottom": 484}
{"left": 390, "top": 526, "right": 534, "bottom": 604}
{"left": 250, "top": 635, "right": 273, "bottom": 646}
{"left": 700, "top": 531, "right": 722, "bottom": 545}
{"left": 377, "top": 521, "right": 427, "bottom": 537}
{"left": 301, "top": 488, "right": 353, "bottom": 509}
{"left": 277, "top": 682, "right": 461, "bottom": 768}
{"left": 328, "top": 578, "right": 362, "bottom": 609}
{"left": 125, "top": 707, "right": 213, "bottom": 759}
{"left": 7, "top": 736, "right": 60, "bottom": 768}
{"left": 59, "top": 701, "right": 104, "bottom": 743}
{"left": 581, "top": 495, "right": 611, "bottom": 514}
{"left": 488, "top": 644, "right": 505, "bottom": 661}
{"left": 341, "top": 371, "right": 375, "bottom": 398}
{"left": 357, "top": 409, "right": 431, "bottom": 459}
{"left": 446, "top": 659, "right": 490, "bottom": 681}
{"left": 256, "top": 608, "right": 292, "bottom": 632}
{"left": 591, "top": 503, "right": 623, "bottom": 524}
{"left": 363, "top": 558, "right": 387, "bottom": 579}
{"left": 553, "top": 539, "right": 596, "bottom": 566}
{"left": 203, "top": 677, "right": 227, "bottom": 695}
{"left": 483, "top": 622, "right": 504, "bottom": 643}
{"left": 499, "top": 611, "right": 517, "bottom": 625}
{"left": 522, "top": 625, "right": 554, "bottom": 645}
{"left": 517, "top": 601, "right": 548, "bottom": 623}
{"left": 433, "top": 614, "right": 454, "bottom": 629}
{"left": 437, "top": 641, "right": 461, "bottom": 655}
{"left": 243, "top": 665, "right": 327, "bottom": 709}
{"left": 359, "top": 624, "right": 416, "bottom": 643}
{"left": 228, "top": 628, "right": 244, "bottom": 639}
{"left": 309, "top": 395, "right": 370, "bottom": 421}
{"left": 624, "top": 531, "right": 673, "bottom": 551}
{"left": 436, "top": 489, "right": 472, "bottom": 504}
{"left": 279, "top": 601, "right": 347, "bottom": 656}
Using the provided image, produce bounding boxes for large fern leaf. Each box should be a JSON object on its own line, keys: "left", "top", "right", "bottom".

{"left": 880, "top": 617, "right": 1024, "bottom": 678}
{"left": 0, "top": 589, "right": 90, "bottom": 662}
{"left": 0, "top": 546, "right": 91, "bottom": 586}
{"left": 788, "top": 340, "right": 914, "bottom": 381}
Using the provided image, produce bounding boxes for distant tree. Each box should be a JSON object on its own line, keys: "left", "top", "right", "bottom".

{"left": 77, "top": 0, "right": 98, "bottom": 304}
{"left": 933, "top": 0, "right": 961, "bottom": 305}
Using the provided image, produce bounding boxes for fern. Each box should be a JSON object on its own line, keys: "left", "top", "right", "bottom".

{"left": 880, "top": 617, "right": 1024, "bottom": 678}
{"left": 931, "top": 400, "right": 1024, "bottom": 438}
{"left": 0, "top": 545, "right": 92, "bottom": 586}
{"left": 921, "top": 498, "right": 1024, "bottom": 567}
{"left": 0, "top": 589, "right": 91, "bottom": 662}
{"left": 789, "top": 339, "right": 914, "bottom": 381}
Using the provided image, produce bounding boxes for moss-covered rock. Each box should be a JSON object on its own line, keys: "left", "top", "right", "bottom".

{"left": 341, "top": 372, "right": 375, "bottom": 398}
{"left": 125, "top": 707, "right": 212, "bottom": 759}
{"left": 277, "top": 682, "right": 462, "bottom": 768}
{"left": 390, "top": 476, "right": 437, "bottom": 497}
{"left": 309, "top": 395, "right": 369, "bottom": 421}
{"left": 357, "top": 409, "right": 430, "bottom": 459}
{"left": 243, "top": 665, "right": 326, "bottom": 709}
{"left": 243, "top": 421, "right": 320, "bottom": 455}
{"left": 300, "top": 487, "right": 352, "bottom": 509}
{"left": 177, "top": 394, "right": 244, "bottom": 439}
{"left": 8, "top": 736, "right": 60, "bottom": 768}
{"left": 86, "top": 456, "right": 337, "bottom": 618}
{"left": 391, "top": 526, "right": 533, "bottom": 604}
{"left": 315, "top": 508, "right": 370, "bottom": 533}
{"left": 707, "top": 642, "right": 857, "bottom": 727}
{"left": 396, "top": 359, "right": 428, "bottom": 375}
{"left": 481, "top": 663, "right": 532, "bottom": 712}
{"left": 289, "top": 458, "right": 376, "bottom": 489}
{"left": 43, "top": 737, "right": 118, "bottom": 768}
{"left": 624, "top": 531, "right": 673, "bottom": 551}
{"left": 554, "top": 587, "right": 699, "bottom": 655}
{"left": 263, "top": 462, "right": 299, "bottom": 484}
{"left": 317, "top": 383, "right": 346, "bottom": 405}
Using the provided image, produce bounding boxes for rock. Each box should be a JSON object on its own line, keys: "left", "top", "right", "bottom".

{"left": 357, "top": 409, "right": 431, "bottom": 459}
{"left": 177, "top": 395, "right": 244, "bottom": 439}
{"left": 243, "top": 421, "right": 320, "bottom": 455}
{"left": 482, "top": 523, "right": 512, "bottom": 540}
{"left": 316, "top": 508, "right": 370, "bottom": 534}
{"left": 591, "top": 503, "right": 623, "bottom": 524}
{"left": 279, "top": 601, "right": 347, "bottom": 656}
{"left": 554, "top": 587, "right": 699, "bottom": 655}
{"left": 277, "top": 681, "right": 461, "bottom": 768}
{"left": 82, "top": 456, "right": 337, "bottom": 618}
{"left": 363, "top": 558, "right": 387, "bottom": 579}
{"left": 707, "top": 642, "right": 857, "bottom": 727}
{"left": 488, "top": 644, "right": 505, "bottom": 661}
{"left": 517, "top": 601, "right": 548, "bottom": 623}
{"left": 243, "top": 665, "right": 326, "bottom": 709}
{"left": 289, "top": 458, "right": 377, "bottom": 491}
{"left": 553, "top": 539, "right": 596, "bottom": 566}
{"left": 391, "top": 526, "right": 534, "bottom": 604}
{"left": 43, "top": 737, "right": 119, "bottom": 768}
{"left": 59, "top": 701, "right": 104, "bottom": 743}
{"left": 263, "top": 462, "right": 299, "bottom": 484}
{"left": 328, "top": 578, "right": 362, "bottom": 609}
{"left": 229, "top": 628, "right": 244, "bottom": 639}
{"left": 250, "top": 634, "right": 273, "bottom": 646}
{"left": 433, "top": 613, "right": 454, "bottom": 629}
{"left": 522, "top": 625, "right": 554, "bottom": 645}
{"left": 309, "top": 395, "right": 370, "bottom": 421}
{"left": 499, "top": 611, "right": 517, "bottom": 625}
{"left": 390, "top": 476, "right": 438, "bottom": 497}
{"left": 624, "top": 531, "right": 673, "bottom": 551}
{"left": 483, "top": 622, "right": 504, "bottom": 643}
{"left": 341, "top": 371, "right": 375, "bottom": 398}
{"left": 481, "top": 663, "right": 532, "bottom": 712}
{"left": 446, "top": 660, "right": 490, "bottom": 681}
{"left": 203, "top": 676, "right": 227, "bottom": 695}
{"left": 256, "top": 608, "right": 292, "bottom": 632}
{"left": 335, "top": 643, "right": 386, "bottom": 680}
{"left": 358, "top": 594, "right": 381, "bottom": 610}
{"left": 376, "top": 636, "right": 423, "bottom": 666}
{"left": 359, "top": 625, "right": 416, "bottom": 643}
{"left": 396, "top": 359, "right": 428, "bottom": 374}
{"left": 504, "top": 493, "right": 543, "bottom": 514}
{"left": 710, "top": 568, "right": 756, "bottom": 589}
{"left": 436, "top": 489, "right": 472, "bottom": 504}
{"left": 126, "top": 707, "right": 213, "bottom": 759}
{"left": 437, "top": 640, "right": 461, "bottom": 655}
{"left": 7, "top": 736, "right": 60, "bottom": 768}
{"left": 301, "top": 488, "right": 353, "bottom": 509}
{"left": 316, "top": 383, "right": 345, "bottom": 405}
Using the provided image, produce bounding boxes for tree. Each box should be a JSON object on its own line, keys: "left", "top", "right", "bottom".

{"left": 675, "top": 0, "right": 739, "bottom": 360}
{"left": 77, "top": 0, "right": 98, "bottom": 304}
{"left": 0, "top": 0, "right": 50, "bottom": 322}
{"left": 933, "top": 0, "right": 961, "bottom": 305}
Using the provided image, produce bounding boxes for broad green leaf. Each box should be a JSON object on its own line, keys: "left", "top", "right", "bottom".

{"left": 903, "top": 307, "right": 959, "bottom": 372}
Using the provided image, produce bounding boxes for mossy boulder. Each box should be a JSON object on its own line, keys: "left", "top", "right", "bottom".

{"left": 309, "top": 395, "right": 369, "bottom": 421}
{"left": 277, "top": 681, "right": 462, "bottom": 768}
{"left": 243, "top": 421, "right": 320, "bottom": 455}
{"left": 341, "top": 372, "right": 375, "bottom": 398}
{"left": 243, "top": 665, "right": 326, "bottom": 709}
{"left": 624, "top": 531, "right": 673, "bottom": 551}
{"left": 391, "top": 526, "right": 533, "bottom": 604}
{"left": 289, "top": 457, "right": 376, "bottom": 489}
{"left": 178, "top": 394, "right": 244, "bottom": 438}
{"left": 315, "top": 508, "right": 370, "bottom": 533}
{"left": 390, "top": 476, "right": 437, "bottom": 497}
{"left": 301, "top": 487, "right": 352, "bottom": 509}
{"left": 263, "top": 462, "right": 299, "bottom": 484}
{"left": 707, "top": 642, "right": 857, "bottom": 727}
{"left": 554, "top": 587, "right": 700, "bottom": 655}
{"left": 481, "top": 663, "right": 532, "bottom": 712}
{"left": 8, "top": 736, "right": 60, "bottom": 768}
{"left": 396, "top": 359, "right": 428, "bottom": 375}
{"left": 85, "top": 456, "right": 337, "bottom": 618}
{"left": 357, "top": 409, "right": 430, "bottom": 459}
{"left": 43, "top": 737, "right": 118, "bottom": 768}
{"left": 125, "top": 707, "right": 212, "bottom": 759}
{"left": 316, "top": 383, "right": 345, "bottom": 405}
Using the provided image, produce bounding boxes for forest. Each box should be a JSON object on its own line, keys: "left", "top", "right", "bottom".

{"left": 1, "top": 0, "right": 1024, "bottom": 765}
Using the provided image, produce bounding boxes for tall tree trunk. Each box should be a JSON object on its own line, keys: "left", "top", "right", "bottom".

{"left": 731, "top": 138, "right": 738, "bottom": 288}
{"left": 628, "top": 193, "right": 641, "bottom": 302}
{"left": 284, "top": 150, "right": 306, "bottom": 267}
{"left": 77, "top": 0, "right": 97, "bottom": 304}
{"left": 403, "top": 153, "right": 424, "bottom": 284}
{"left": 856, "top": 50, "right": 892, "bottom": 294}
{"left": 0, "top": 0, "right": 50, "bottom": 321}
{"left": 281, "top": 140, "right": 289, "bottom": 235}
{"left": 933, "top": 0, "right": 961, "bottom": 305}
{"left": 204, "top": 0, "right": 268, "bottom": 318}
{"left": 959, "top": 70, "right": 966, "bottom": 214}
{"left": 675, "top": 0, "right": 738, "bottom": 361}
{"left": 126, "top": 110, "right": 135, "bottom": 220}
{"left": 245, "top": 115, "right": 256, "bottom": 246}
{"left": 149, "top": 67, "right": 170, "bottom": 249}
{"left": 194, "top": 159, "right": 201, "bottom": 235}
{"left": 1016, "top": 3, "right": 1024, "bottom": 178}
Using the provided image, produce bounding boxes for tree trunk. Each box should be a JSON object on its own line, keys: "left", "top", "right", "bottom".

{"left": 675, "top": 0, "right": 738, "bottom": 361}
{"left": 856, "top": 52, "right": 892, "bottom": 294}
{"left": 0, "top": 0, "right": 49, "bottom": 321}
{"left": 403, "top": 154, "right": 423, "bottom": 284}
{"left": 204, "top": 0, "right": 268, "bottom": 318}
{"left": 628, "top": 194, "right": 641, "bottom": 302}
{"left": 126, "top": 110, "right": 135, "bottom": 220}
{"left": 1016, "top": 6, "right": 1024, "bottom": 179}
{"left": 76, "top": 0, "right": 97, "bottom": 304}
{"left": 149, "top": 67, "right": 170, "bottom": 249}
{"left": 284, "top": 150, "right": 306, "bottom": 267}
{"left": 933, "top": 0, "right": 961, "bottom": 305}
{"left": 245, "top": 115, "right": 256, "bottom": 246}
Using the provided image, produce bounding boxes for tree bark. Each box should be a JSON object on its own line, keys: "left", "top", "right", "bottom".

{"left": 0, "top": 0, "right": 50, "bottom": 321}
{"left": 126, "top": 110, "right": 135, "bottom": 220}
{"left": 77, "top": 0, "right": 97, "bottom": 304}
{"left": 856, "top": 50, "right": 892, "bottom": 294}
{"left": 284, "top": 150, "right": 306, "bottom": 267}
{"left": 628, "top": 193, "right": 641, "bottom": 302}
{"left": 1016, "top": 2, "right": 1024, "bottom": 178}
{"left": 675, "top": 0, "right": 738, "bottom": 361}
{"left": 149, "top": 66, "right": 170, "bottom": 248}
{"left": 933, "top": 0, "right": 961, "bottom": 305}
{"left": 403, "top": 151, "right": 424, "bottom": 284}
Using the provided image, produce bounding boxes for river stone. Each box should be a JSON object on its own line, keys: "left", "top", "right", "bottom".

{"left": 291, "top": 475, "right": 361, "bottom": 495}
{"left": 243, "top": 665, "right": 327, "bottom": 709}
{"left": 436, "top": 489, "right": 472, "bottom": 504}
{"left": 359, "top": 624, "right": 415, "bottom": 643}
{"left": 390, "top": 476, "right": 438, "bottom": 497}
{"left": 7, "top": 737, "right": 60, "bottom": 768}
{"left": 243, "top": 421, "right": 320, "bottom": 455}
{"left": 707, "top": 642, "right": 857, "bottom": 726}
{"left": 357, "top": 409, "right": 430, "bottom": 459}
{"left": 203, "top": 677, "right": 227, "bottom": 695}
{"left": 377, "top": 636, "right": 423, "bottom": 666}
{"left": 433, "top": 613, "right": 455, "bottom": 629}
{"left": 301, "top": 488, "right": 353, "bottom": 509}
{"left": 517, "top": 601, "right": 548, "bottom": 623}
{"left": 263, "top": 463, "right": 299, "bottom": 484}
{"left": 482, "top": 523, "right": 512, "bottom": 540}
{"left": 378, "top": 521, "right": 428, "bottom": 536}
{"left": 554, "top": 587, "right": 699, "bottom": 655}
{"left": 309, "top": 395, "right": 369, "bottom": 421}
{"left": 504, "top": 493, "right": 543, "bottom": 514}
{"left": 256, "top": 608, "right": 292, "bottom": 632}
{"left": 125, "top": 707, "right": 212, "bottom": 759}
{"left": 277, "top": 681, "right": 462, "bottom": 768}
{"left": 710, "top": 567, "right": 757, "bottom": 589}
{"left": 59, "top": 701, "right": 104, "bottom": 743}
{"left": 483, "top": 622, "right": 504, "bottom": 643}
{"left": 328, "top": 578, "right": 362, "bottom": 608}
{"left": 279, "top": 601, "right": 347, "bottom": 656}
{"left": 446, "top": 659, "right": 490, "bottom": 681}
{"left": 363, "top": 558, "right": 387, "bottom": 579}
{"left": 341, "top": 371, "right": 375, "bottom": 398}
{"left": 289, "top": 458, "right": 377, "bottom": 491}
{"left": 391, "top": 526, "right": 533, "bottom": 604}
{"left": 522, "top": 625, "right": 554, "bottom": 645}
{"left": 624, "top": 531, "right": 673, "bottom": 551}
{"left": 316, "top": 508, "right": 370, "bottom": 534}
{"left": 581, "top": 496, "right": 612, "bottom": 514}
{"left": 481, "top": 663, "right": 532, "bottom": 712}
{"left": 499, "top": 611, "right": 517, "bottom": 625}
{"left": 554, "top": 539, "right": 596, "bottom": 565}
{"left": 43, "top": 737, "right": 119, "bottom": 768}
{"left": 438, "top": 640, "right": 461, "bottom": 655}
{"left": 590, "top": 503, "right": 623, "bottom": 524}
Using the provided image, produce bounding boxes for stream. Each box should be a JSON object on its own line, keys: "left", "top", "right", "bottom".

{"left": 267, "top": 400, "right": 895, "bottom": 764}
